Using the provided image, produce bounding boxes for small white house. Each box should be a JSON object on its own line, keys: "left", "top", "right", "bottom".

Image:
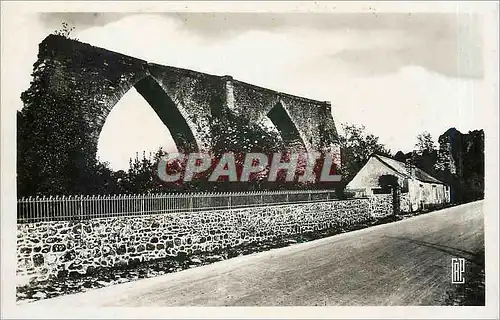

{"left": 346, "top": 154, "right": 450, "bottom": 212}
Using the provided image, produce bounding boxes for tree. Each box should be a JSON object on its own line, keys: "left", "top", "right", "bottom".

{"left": 412, "top": 131, "right": 438, "bottom": 178}
{"left": 126, "top": 150, "right": 167, "bottom": 194}
{"left": 394, "top": 151, "right": 408, "bottom": 162}
{"left": 338, "top": 123, "right": 391, "bottom": 186}
{"left": 415, "top": 131, "right": 435, "bottom": 154}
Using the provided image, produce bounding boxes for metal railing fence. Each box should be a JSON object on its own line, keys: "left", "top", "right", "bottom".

{"left": 17, "top": 189, "right": 340, "bottom": 223}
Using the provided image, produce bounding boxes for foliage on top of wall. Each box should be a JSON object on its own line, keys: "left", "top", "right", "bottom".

{"left": 52, "top": 22, "right": 78, "bottom": 41}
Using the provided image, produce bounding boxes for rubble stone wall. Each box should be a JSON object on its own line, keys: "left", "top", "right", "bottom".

{"left": 17, "top": 198, "right": 391, "bottom": 281}
{"left": 369, "top": 194, "right": 394, "bottom": 217}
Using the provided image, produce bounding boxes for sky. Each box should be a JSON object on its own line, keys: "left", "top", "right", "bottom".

{"left": 9, "top": 12, "right": 486, "bottom": 171}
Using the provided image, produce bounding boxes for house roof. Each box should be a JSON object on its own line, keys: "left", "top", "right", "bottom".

{"left": 373, "top": 154, "right": 446, "bottom": 185}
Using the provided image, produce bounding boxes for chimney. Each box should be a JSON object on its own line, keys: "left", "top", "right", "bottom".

{"left": 405, "top": 158, "right": 416, "bottom": 178}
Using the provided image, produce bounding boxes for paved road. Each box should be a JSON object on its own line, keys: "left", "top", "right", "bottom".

{"left": 21, "top": 201, "right": 484, "bottom": 307}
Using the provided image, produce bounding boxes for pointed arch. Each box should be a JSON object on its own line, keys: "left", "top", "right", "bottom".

{"left": 99, "top": 76, "right": 203, "bottom": 157}
{"left": 132, "top": 75, "right": 201, "bottom": 153}
{"left": 266, "top": 100, "right": 308, "bottom": 152}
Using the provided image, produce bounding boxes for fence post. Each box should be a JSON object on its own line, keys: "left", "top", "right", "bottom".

{"left": 76, "top": 195, "right": 83, "bottom": 247}
{"left": 34, "top": 196, "right": 38, "bottom": 223}
{"left": 98, "top": 195, "right": 102, "bottom": 219}
{"left": 189, "top": 196, "right": 193, "bottom": 212}
{"left": 141, "top": 195, "right": 145, "bottom": 215}
{"left": 228, "top": 194, "right": 232, "bottom": 209}
{"left": 78, "top": 196, "right": 83, "bottom": 220}
{"left": 80, "top": 204, "right": 84, "bottom": 246}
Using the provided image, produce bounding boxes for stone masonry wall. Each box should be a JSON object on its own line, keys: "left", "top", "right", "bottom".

{"left": 17, "top": 199, "right": 390, "bottom": 281}
{"left": 369, "top": 194, "right": 394, "bottom": 217}
{"left": 400, "top": 193, "right": 411, "bottom": 213}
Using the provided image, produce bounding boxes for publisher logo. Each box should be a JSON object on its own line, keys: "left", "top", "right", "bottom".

{"left": 451, "top": 258, "right": 465, "bottom": 284}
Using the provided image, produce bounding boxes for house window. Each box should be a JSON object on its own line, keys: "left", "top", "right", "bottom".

{"left": 419, "top": 184, "right": 423, "bottom": 188}
{"left": 446, "top": 186, "right": 449, "bottom": 190}
{"left": 432, "top": 185, "right": 436, "bottom": 188}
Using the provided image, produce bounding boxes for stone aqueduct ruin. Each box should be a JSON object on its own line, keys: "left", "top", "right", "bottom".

{"left": 19, "top": 35, "right": 341, "bottom": 188}
{"left": 17, "top": 36, "right": 398, "bottom": 283}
